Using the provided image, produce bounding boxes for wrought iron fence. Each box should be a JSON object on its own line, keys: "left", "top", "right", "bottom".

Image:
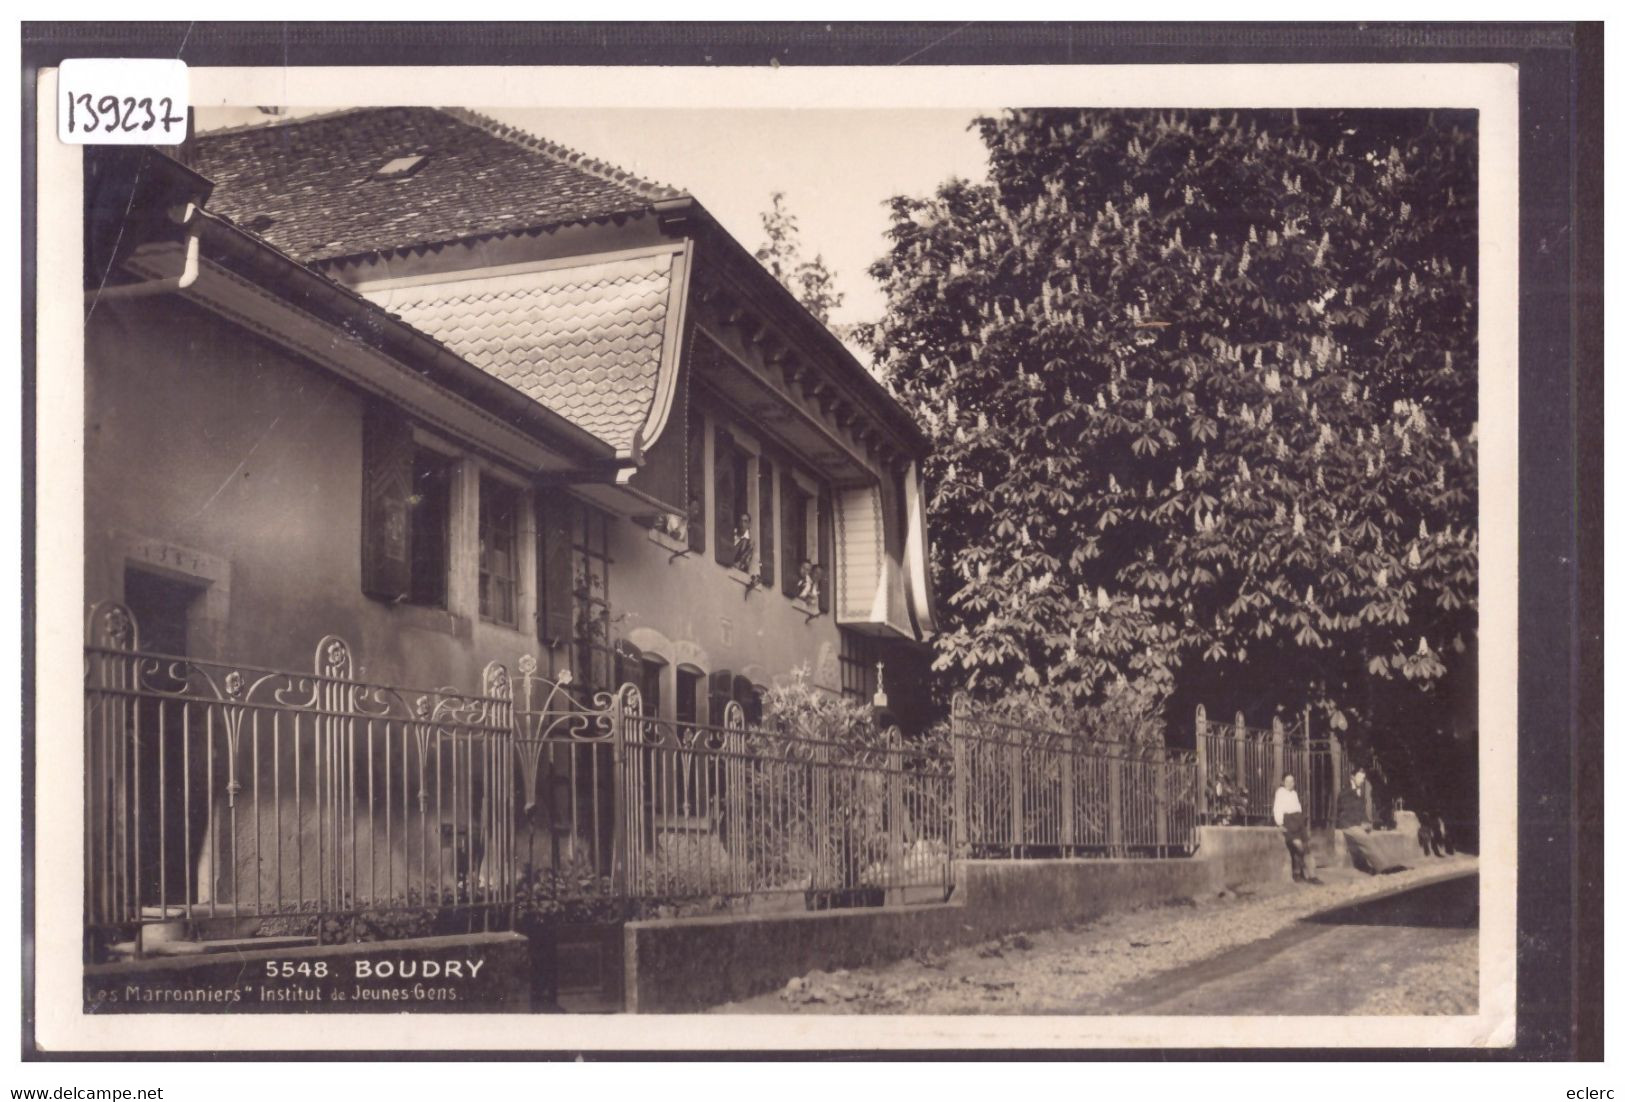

{"left": 507, "top": 660, "right": 954, "bottom": 912}
{"left": 89, "top": 604, "right": 1312, "bottom": 956}
{"left": 84, "top": 602, "right": 516, "bottom": 958}
{"left": 950, "top": 694, "right": 1200, "bottom": 858}
{"left": 510, "top": 656, "right": 622, "bottom": 917}
{"left": 1194, "top": 705, "right": 1343, "bottom": 827}
{"left": 621, "top": 691, "right": 955, "bottom": 907}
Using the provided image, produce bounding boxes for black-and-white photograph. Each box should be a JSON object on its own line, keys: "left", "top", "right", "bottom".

{"left": 30, "top": 44, "right": 1557, "bottom": 1058}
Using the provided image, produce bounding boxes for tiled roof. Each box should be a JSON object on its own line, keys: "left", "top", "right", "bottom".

{"left": 186, "top": 107, "right": 684, "bottom": 263}
{"left": 367, "top": 251, "right": 676, "bottom": 452}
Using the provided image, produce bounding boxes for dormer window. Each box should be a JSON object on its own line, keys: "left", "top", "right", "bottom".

{"left": 371, "top": 154, "right": 430, "bottom": 181}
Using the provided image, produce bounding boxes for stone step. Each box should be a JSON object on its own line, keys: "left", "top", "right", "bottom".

{"left": 140, "top": 903, "right": 253, "bottom": 919}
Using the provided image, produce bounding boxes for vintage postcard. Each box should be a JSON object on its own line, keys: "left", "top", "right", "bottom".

{"left": 32, "top": 55, "right": 1520, "bottom": 1054}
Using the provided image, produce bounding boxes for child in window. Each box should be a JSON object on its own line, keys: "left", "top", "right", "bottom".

{"left": 797, "top": 559, "right": 822, "bottom": 604}
{"left": 732, "top": 511, "right": 754, "bottom": 572}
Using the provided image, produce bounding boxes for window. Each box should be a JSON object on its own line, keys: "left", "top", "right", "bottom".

{"left": 675, "top": 666, "right": 703, "bottom": 728}
{"left": 781, "top": 473, "right": 826, "bottom": 609}
{"left": 407, "top": 448, "right": 454, "bottom": 608}
{"left": 478, "top": 476, "right": 520, "bottom": 626}
{"left": 371, "top": 154, "right": 431, "bottom": 180}
{"left": 361, "top": 403, "right": 455, "bottom": 608}
{"left": 782, "top": 478, "right": 809, "bottom": 598}
{"left": 537, "top": 497, "right": 615, "bottom": 694}
{"left": 840, "top": 629, "right": 879, "bottom": 704}
{"left": 714, "top": 428, "right": 754, "bottom": 570}
{"left": 638, "top": 656, "right": 666, "bottom": 717}
{"left": 572, "top": 505, "right": 614, "bottom": 695}
{"left": 708, "top": 670, "right": 734, "bottom": 726}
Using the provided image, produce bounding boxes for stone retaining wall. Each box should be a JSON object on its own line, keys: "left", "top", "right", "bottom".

{"left": 624, "top": 825, "right": 1291, "bottom": 1012}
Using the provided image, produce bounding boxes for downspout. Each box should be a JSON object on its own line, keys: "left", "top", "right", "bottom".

{"left": 84, "top": 201, "right": 201, "bottom": 304}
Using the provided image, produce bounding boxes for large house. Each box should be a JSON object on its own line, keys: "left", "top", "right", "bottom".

{"left": 82, "top": 109, "right": 939, "bottom": 942}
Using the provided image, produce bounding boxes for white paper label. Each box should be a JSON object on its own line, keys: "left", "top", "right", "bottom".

{"left": 58, "top": 59, "right": 189, "bottom": 145}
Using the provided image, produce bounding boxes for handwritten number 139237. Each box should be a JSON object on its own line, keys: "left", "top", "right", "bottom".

{"left": 65, "top": 93, "right": 186, "bottom": 136}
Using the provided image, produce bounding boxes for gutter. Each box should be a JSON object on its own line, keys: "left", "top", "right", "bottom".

{"left": 85, "top": 201, "right": 201, "bottom": 303}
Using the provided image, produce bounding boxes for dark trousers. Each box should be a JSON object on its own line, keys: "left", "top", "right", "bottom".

{"left": 1282, "top": 812, "right": 1314, "bottom": 880}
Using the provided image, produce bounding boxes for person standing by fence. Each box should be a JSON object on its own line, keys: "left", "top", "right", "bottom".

{"left": 1272, "top": 773, "right": 1319, "bottom": 884}
{"left": 1335, "top": 766, "right": 1381, "bottom": 872}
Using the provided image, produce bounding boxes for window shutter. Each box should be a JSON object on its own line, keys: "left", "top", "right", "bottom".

{"left": 758, "top": 457, "right": 775, "bottom": 588}
{"left": 361, "top": 403, "right": 414, "bottom": 601}
{"left": 713, "top": 430, "right": 734, "bottom": 566}
{"left": 537, "top": 499, "right": 575, "bottom": 649}
{"left": 817, "top": 490, "right": 834, "bottom": 614}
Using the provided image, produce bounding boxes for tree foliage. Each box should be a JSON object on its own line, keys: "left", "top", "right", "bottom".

{"left": 868, "top": 109, "right": 1478, "bottom": 747}
{"left": 756, "top": 190, "right": 847, "bottom": 326}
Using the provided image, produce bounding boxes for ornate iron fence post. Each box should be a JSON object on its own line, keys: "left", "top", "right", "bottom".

{"left": 1271, "top": 716, "right": 1286, "bottom": 798}
{"left": 1194, "top": 704, "right": 1209, "bottom": 821}
{"left": 1154, "top": 749, "right": 1170, "bottom": 856}
{"left": 886, "top": 726, "right": 905, "bottom": 888}
{"left": 314, "top": 636, "right": 356, "bottom": 923}
{"left": 950, "top": 693, "right": 968, "bottom": 859}
{"left": 482, "top": 661, "right": 513, "bottom": 926}
{"left": 1059, "top": 736, "right": 1076, "bottom": 856}
{"left": 85, "top": 601, "right": 140, "bottom": 935}
{"left": 1106, "top": 741, "right": 1124, "bottom": 856}
{"left": 1008, "top": 733, "right": 1025, "bottom": 858}
{"left": 1302, "top": 706, "right": 1315, "bottom": 824}
{"left": 1329, "top": 730, "right": 1345, "bottom": 807}
{"left": 723, "top": 699, "right": 748, "bottom": 895}
{"left": 811, "top": 717, "right": 831, "bottom": 895}
{"left": 608, "top": 682, "right": 634, "bottom": 897}
{"left": 1233, "top": 711, "right": 1248, "bottom": 820}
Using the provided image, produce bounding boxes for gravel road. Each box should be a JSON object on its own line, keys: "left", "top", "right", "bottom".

{"left": 711, "top": 854, "right": 1479, "bottom": 1015}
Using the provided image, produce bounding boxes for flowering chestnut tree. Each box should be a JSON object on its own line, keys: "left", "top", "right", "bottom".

{"left": 868, "top": 109, "right": 1478, "bottom": 746}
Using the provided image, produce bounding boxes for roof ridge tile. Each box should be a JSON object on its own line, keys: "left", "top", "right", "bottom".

{"left": 440, "top": 106, "right": 687, "bottom": 203}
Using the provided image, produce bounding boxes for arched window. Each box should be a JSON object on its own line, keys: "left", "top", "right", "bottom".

{"left": 708, "top": 669, "right": 734, "bottom": 727}
{"left": 636, "top": 652, "right": 667, "bottom": 718}
{"left": 730, "top": 674, "right": 757, "bottom": 726}
{"left": 675, "top": 665, "right": 704, "bottom": 728}
{"left": 744, "top": 683, "right": 768, "bottom": 727}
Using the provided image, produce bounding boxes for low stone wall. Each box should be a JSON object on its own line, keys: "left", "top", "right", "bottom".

{"left": 1312, "top": 811, "right": 1425, "bottom": 871}
{"left": 85, "top": 932, "right": 530, "bottom": 1013}
{"left": 624, "top": 826, "right": 1291, "bottom": 1013}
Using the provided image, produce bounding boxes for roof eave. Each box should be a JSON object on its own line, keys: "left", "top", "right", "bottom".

{"left": 684, "top": 201, "right": 931, "bottom": 456}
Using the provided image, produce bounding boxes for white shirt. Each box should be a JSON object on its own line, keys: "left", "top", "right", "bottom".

{"left": 1272, "top": 786, "right": 1303, "bottom": 827}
